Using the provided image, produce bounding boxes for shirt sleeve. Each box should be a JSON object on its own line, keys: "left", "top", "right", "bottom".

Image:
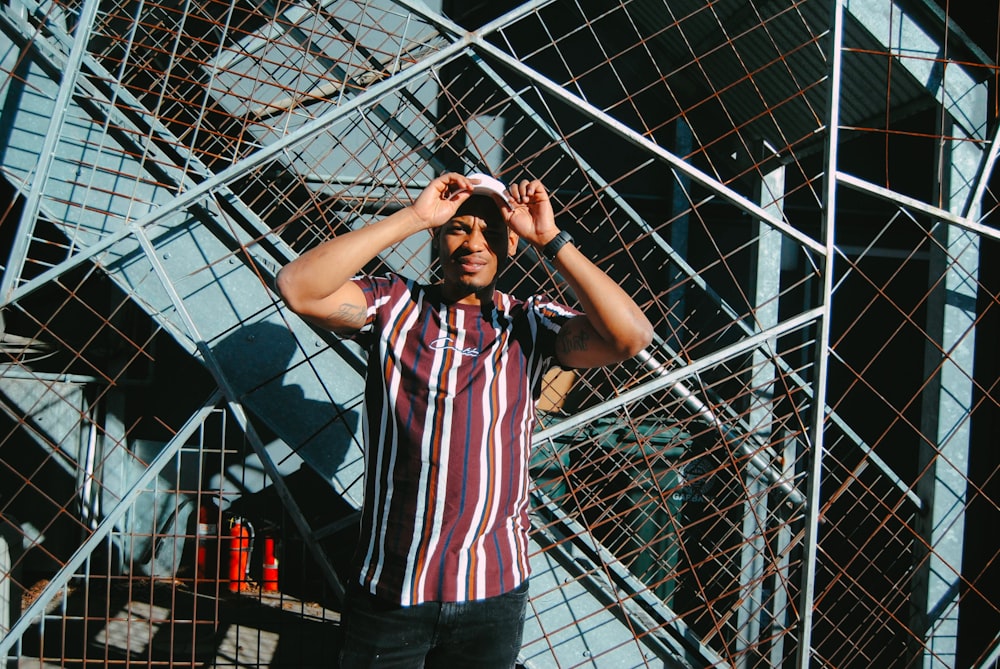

{"left": 345, "top": 273, "right": 399, "bottom": 337}
{"left": 524, "top": 294, "right": 581, "bottom": 365}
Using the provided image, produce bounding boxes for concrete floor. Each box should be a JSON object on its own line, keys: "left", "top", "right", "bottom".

{"left": 14, "top": 578, "right": 342, "bottom": 668}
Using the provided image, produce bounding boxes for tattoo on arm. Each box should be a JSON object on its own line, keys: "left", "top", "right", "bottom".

{"left": 327, "top": 302, "right": 366, "bottom": 329}
{"left": 559, "top": 327, "right": 591, "bottom": 354}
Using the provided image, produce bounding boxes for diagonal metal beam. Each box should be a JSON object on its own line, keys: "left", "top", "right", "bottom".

{"left": 466, "top": 33, "right": 929, "bottom": 515}
{"left": 467, "top": 39, "right": 916, "bottom": 511}
{"left": 472, "top": 39, "right": 828, "bottom": 257}
{"left": 535, "top": 307, "right": 825, "bottom": 508}
{"left": 838, "top": 172, "right": 1000, "bottom": 242}
{"left": 0, "top": 0, "right": 103, "bottom": 301}
{"left": 1, "top": 32, "right": 470, "bottom": 310}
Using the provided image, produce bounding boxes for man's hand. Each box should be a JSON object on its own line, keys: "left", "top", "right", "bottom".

{"left": 503, "top": 179, "right": 560, "bottom": 247}
{"left": 409, "top": 173, "right": 477, "bottom": 231}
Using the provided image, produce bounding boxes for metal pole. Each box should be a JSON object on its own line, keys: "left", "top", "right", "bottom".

{"left": 794, "top": 0, "right": 844, "bottom": 664}
{"left": 735, "top": 150, "right": 786, "bottom": 667}
{"left": 915, "top": 118, "right": 981, "bottom": 669}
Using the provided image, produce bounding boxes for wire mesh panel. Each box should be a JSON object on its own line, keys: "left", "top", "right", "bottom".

{"left": 0, "top": 0, "right": 997, "bottom": 667}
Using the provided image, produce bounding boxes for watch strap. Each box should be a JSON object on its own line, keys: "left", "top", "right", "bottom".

{"left": 541, "top": 230, "right": 575, "bottom": 261}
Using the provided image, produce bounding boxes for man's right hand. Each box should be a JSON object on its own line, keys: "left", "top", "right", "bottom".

{"left": 409, "top": 173, "right": 478, "bottom": 231}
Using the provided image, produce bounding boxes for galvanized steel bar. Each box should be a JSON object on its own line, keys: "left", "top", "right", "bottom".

{"left": 473, "top": 36, "right": 925, "bottom": 519}
{"left": 837, "top": 172, "right": 1000, "bottom": 242}
{"left": 916, "top": 121, "right": 982, "bottom": 669}
{"left": 794, "top": 0, "right": 845, "bottom": 664}
{"left": 734, "top": 154, "right": 786, "bottom": 666}
{"left": 470, "top": 49, "right": 921, "bottom": 520}
{"left": 536, "top": 308, "right": 826, "bottom": 509}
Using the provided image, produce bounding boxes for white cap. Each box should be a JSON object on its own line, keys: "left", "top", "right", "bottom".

{"left": 466, "top": 173, "right": 508, "bottom": 204}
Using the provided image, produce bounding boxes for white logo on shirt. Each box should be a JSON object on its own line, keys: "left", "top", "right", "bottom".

{"left": 430, "top": 337, "right": 481, "bottom": 357}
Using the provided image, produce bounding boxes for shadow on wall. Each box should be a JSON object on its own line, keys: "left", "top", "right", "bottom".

{"left": 207, "top": 319, "right": 364, "bottom": 600}
{"left": 210, "top": 318, "right": 361, "bottom": 489}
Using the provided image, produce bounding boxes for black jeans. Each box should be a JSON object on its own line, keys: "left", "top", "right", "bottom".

{"left": 338, "top": 581, "right": 529, "bottom": 668}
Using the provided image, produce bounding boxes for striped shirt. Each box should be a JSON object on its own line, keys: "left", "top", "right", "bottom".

{"left": 349, "top": 273, "right": 577, "bottom": 605}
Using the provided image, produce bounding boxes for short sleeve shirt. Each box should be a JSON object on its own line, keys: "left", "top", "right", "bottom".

{"left": 349, "top": 273, "right": 578, "bottom": 605}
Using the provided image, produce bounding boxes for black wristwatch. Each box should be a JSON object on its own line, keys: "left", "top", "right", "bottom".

{"left": 541, "top": 230, "right": 575, "bottom": 261}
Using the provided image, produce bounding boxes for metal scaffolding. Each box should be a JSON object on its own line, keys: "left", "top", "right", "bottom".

{"left": 0, "top": 0, "right": 997, "bottom": 666}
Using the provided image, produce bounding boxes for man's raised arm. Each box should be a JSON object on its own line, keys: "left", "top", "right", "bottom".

{"left": 275, "top": 173, "right": 476, "bottom": 333}
{"left": 503, "top": 179, "right": 654, "bottom": 369}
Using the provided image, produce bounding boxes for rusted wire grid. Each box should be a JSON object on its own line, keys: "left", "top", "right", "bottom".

{"left": 0, "top": 0, "right": 996, "bottom": 664}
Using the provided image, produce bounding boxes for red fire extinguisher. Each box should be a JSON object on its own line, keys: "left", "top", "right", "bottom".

{"left": 262, "top": 534, "right": 279, "bottom": 592}
{"left": 195, "top": 504, "right": 217, "bottom": 582}
{"left": 228, "top": 517, "right": 253, "bottom": 592}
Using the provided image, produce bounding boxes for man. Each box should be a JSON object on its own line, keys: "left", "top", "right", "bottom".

{"left": 276, "top": 172, "right": 652, "bottom": 667}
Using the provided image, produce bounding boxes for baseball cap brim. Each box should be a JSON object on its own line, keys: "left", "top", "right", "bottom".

{"left": 466, "top": 173, "right": 508, "bottom": 205}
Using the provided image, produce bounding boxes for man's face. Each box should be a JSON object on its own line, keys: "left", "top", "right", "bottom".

{"left": 436, "top": 198, "right": 517, "bottom": 303}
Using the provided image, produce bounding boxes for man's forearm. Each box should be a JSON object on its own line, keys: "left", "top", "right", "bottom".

{"left": 276, "top": 207, "right": 423, "bottom": 310}
{"left": 548, "top": 239, "right": 653, "bottom": 360}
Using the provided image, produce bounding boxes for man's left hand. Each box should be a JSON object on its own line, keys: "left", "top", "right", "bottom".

{"left": 503, "top": 179, "right": 560, "bottom": 247}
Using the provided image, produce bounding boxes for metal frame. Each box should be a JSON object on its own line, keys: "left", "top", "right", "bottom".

{"left": 0, "top": 0, "right": 996, "bottom": 666}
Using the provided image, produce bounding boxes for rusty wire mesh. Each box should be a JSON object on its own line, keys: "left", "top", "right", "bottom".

{"left": 0, "top": 0, "right": 998, "bottom": 667}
